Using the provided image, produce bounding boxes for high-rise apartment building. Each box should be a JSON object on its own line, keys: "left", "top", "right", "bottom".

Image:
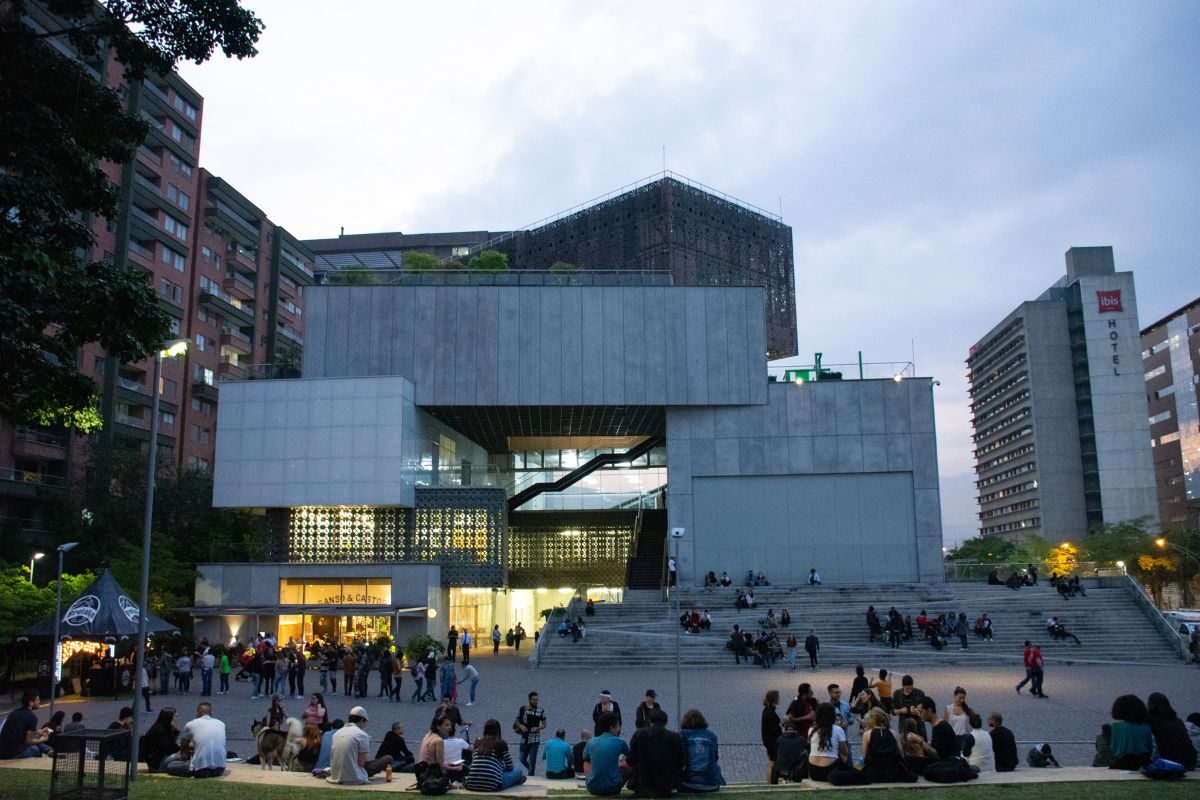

{"left": 1141, "top": 298, "right": 1200, "bottom": 531}
{"left": 0, "top": 5, "right": 313, "bottom": 550}
{"left": 967, "top": 247, "right": 1159, "bottom": 542}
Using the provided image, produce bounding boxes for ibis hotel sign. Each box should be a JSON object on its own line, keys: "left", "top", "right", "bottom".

{"left": 1097, "top": 289, "right": 1124, "bottom": 375}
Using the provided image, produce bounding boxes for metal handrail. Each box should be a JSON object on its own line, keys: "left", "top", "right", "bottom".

{"left": 1117, "top": 573, "right": 1189, "bottom": 659}
{"left": 531, "top": 594, "right": 580, "bottom": 667}
{"left": 314, "top": 268, "right": 675, "bottom": 287}
{"left": 943, "top": 560, "right": 1124, "bottom": 581}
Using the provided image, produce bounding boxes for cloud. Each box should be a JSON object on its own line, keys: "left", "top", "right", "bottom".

{"left": 180, "top": 0, "right": 1200, "bottom": 542}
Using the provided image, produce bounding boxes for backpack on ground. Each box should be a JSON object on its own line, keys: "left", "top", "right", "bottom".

{"left": 1141, "top": 758, "right": 1187, "bottom": 781}
{"left": 922, "top": 757, "right": 976, "bottom": 784}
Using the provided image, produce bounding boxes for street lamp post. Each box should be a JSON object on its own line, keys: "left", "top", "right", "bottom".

{"left": 669, "top": 527, "right": 685, "bottom": 725}
{"left": 29, "top": 551, "right": 44, "bottom": 584}
{"left": 1156, "top": 537, "right": 1200, "bottom": 566}
{"left": 129, "top": 339, "right": 188, "bottom": 781}
{"left": 49, "top": 542, "right": 79, "bottom": 720}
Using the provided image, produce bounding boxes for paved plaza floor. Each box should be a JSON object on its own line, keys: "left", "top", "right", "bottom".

{"left": 10, "top": 647, "right": 1200, "bottom": 784}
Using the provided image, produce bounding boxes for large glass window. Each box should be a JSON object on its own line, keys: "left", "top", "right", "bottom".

{"left": 278, "top": 578, "right": 391, "bottom": 605}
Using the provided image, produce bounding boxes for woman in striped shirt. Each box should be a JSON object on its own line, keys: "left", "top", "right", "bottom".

{"left": 464, "top": 719, "right": 526, "bottom": 791}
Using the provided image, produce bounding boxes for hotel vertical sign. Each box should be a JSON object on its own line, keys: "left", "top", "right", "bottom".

{"left": 1098, "top": 290, "right": 1123, "bottom": 375}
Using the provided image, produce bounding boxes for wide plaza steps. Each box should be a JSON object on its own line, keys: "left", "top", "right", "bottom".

{"left": 536, "top": 581, "right": 1182, "bottom": 668}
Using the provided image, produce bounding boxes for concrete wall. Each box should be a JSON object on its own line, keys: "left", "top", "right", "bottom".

{"left": 301, "top": 285, "right": 769, "bottom": 407}
{"left": 212, "top": 376, "right": 492, "bottom": 508}
{"left": 1077, "top": 272, "right": 1160, "bottom": 529}
{"left": 213, "top": 375, "right": 418, "bottom": 508}
{"left": 666, "top": 379, "right": 944, "bottom": 585}
{"left": 1024, "top": 301, "right": 1088, "bottom": 540}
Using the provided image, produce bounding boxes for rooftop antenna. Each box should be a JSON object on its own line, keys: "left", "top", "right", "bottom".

{"left": 339, "top": 226, "right": 344, "bottom": 237}
{"left": 662, "top": 145, "right": 666, "bottom": 173}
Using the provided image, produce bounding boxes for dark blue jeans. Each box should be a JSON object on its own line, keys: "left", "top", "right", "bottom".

{"left": 519, "top": 741, "right": 540, "bottom": 775}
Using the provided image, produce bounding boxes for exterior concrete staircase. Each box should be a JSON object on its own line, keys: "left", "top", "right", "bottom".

{"left": 537, "top": 580, "right": 1184, "bottom": 668}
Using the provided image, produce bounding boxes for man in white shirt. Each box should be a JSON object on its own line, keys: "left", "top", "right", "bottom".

{"left": 327, "top": 705, "right": 389, "bottom": 784}
{"left": 168, "top": 702, "right": 226, "bottom": 778}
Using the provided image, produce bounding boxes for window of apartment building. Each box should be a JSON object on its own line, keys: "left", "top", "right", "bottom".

{"left": 283, "top": 300, "right": 302, "bottom": 317}
{"left": 160, "top": 411, "right": 175, "bottom": 427}
{"left": 199, "top": 275, "right": 217, "bottom": 294}
{"left": 171, "top": 124, "right": 195, "bottom": 152}
{"left": 197, "top": 306, "right": 213, "bottom": 324}
{"left": 189, "top": 424, "right": 211, "bottom": 444}
{"left": 106, "top": 217, "right": 117, "bottom": 233}
{"left": 168, "top": 318, "right": 180, "bottom": 336}
{"left": 195, "top": 333, "right": 210, "bottom": 352}
{"left": 169, "top": 154, "right": 193, "bottom": 177}
{"left": 191, "top": 397, "right": 213, "bottom": 414}
{"left": 93, "top": 356, "right": 106, "bottom": 375}
{"left": 162, "top": 216, "right": 188, "bottom": 242}
{"left": 159, "top": 278, "right": 183, "bottom": 305}
{"left": 162, "top": 378, "right": 177, "bottom": 399}
{"left": 1145, "top": 365, "right": 1167, "bottom": 381}
{"left": 161, "top": 246, "right": 185, "bottom": 271}
{"left": 202, "top": 246, "right": 222, "bottom": 270}
{"left": 194, "top": 365, "right": 215, "bottom": 386}
{"left": 1149, "top": 410, "right": 1173, "bottom": 425}
{"left": 167, "top": 184, "right": 191, "bottom": 211}
{"left": 187, "top": 455, "right": 211, "bottom": 471}
{"left": 173, "top": 95, "right": 198, "bottom": 122}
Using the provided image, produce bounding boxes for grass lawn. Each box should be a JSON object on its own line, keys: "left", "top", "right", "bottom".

{"left": 0, "top": 769, "right": 1192, "bottom": 800}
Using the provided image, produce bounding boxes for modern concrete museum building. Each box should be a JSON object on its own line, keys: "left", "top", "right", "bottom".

{"left": 967, "top": 247, "right": 1159, "bottom": 542}
{"left": 193, "top": 183, "right": 943, "bottom": 647}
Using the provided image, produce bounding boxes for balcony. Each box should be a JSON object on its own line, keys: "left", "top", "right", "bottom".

{"left": 223, "top": 269, "right": 256, "bottom": 299}
{"left": 137, "top": 145, "right": 162, "bottom": 166}
{"left": 199, "top": 284, "right": 255, "bottom": 327}
{"left": 229, "top": 246, "right": 258, "bottom": 271}
{"left": 277, "top": 325, "right": 304, "bottom": 346}
{"left": 13, "top": 428, "right": 68, "bottom": 461}
{"left": 0, "top": 467, "right": 67, "bottom": 499}
{"left": 218, "top": 359, "right": 245, "bottom": 380}
{"left": 278, "top": 250, "right": 315, "bottom": 286}
{"left": 204, "top": 201, "right": 259, "bottom": 249}
{"left": 192, "top": 380, "right": 219, "bottom": 401}
{"left": 127, "top": 239, "right": 156, "bottom": 267}
{"left": 221, "top": 328, "right": 253, "bottom": 355}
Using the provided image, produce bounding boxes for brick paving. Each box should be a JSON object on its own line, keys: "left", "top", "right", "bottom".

{"left": 11, "top": 648, "right": 1200, "bottom": 784}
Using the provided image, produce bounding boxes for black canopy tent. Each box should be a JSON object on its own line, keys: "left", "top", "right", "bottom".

{"left": 22, "top": 569, "right": 177, "bottom": 697}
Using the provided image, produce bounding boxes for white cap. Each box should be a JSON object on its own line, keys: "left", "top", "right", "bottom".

{"left": 350, "top": 705, "right": 369, "bottom": 721}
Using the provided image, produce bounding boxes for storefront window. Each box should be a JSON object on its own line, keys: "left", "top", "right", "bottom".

{"left": 278, "top": 578, "right": 392, "bottom": 605}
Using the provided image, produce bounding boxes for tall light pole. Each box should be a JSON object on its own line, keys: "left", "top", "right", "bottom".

{"left": 669, "top": 527, "right": 685, "bottom": 726}
{"left": 129, "top": 338, "right": 188, "bottom": 781}
{"left": 29, "top": 552, "right": 44, "bottom": 584}
{"left": 1156, "top": 537, "right": 1200, "bottom": 566}
{"left": 49, "top": 541, "right": 79, "bottom": 720}
{"left": 128, "top": 338, "right": 187, "bottom": 782}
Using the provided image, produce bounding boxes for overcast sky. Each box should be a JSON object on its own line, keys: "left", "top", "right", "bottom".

{"left": 180, "top": 1, "right": 1200, "bottom": 546}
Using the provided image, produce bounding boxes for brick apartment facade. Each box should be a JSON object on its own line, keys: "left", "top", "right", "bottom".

{"left": 0, "top": 4, "right": 312, "bottom": 550}
{"left": 1141, "top": 297, "right": 1200, "bottom": 531}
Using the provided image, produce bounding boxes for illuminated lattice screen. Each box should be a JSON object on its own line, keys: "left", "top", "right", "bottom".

{"left": 413, "top": 488, "right": 507, "bottom": 587}
{"left": 275, "top": 506, "right": 409, "bottom": 563}
{"left": 506, "top": 511, "right": 634, "bottom": 589}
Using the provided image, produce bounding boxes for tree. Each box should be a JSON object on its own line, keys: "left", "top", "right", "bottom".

{"left": 0, "top": 1, "right": 263, "bottom": 431}
{"left": 0, "top": 566, "right": 92, "bottom": 644}
{"left": 945, "top": 535, "right": 1015, "bottom": 563}
{"left": 468, "top": 250, "right": 509, "bottom": 272}
{"left": 403, "top": 251, "right": 441, "bottom": 272}
{"left": 323, "top": 264, "right": 378, "bottom": 285}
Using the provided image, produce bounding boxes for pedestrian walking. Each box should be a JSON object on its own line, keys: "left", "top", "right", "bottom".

{"left": 668, "top": 556, "right": 677, "bottom": 587}
{"left": 463, "top": 662, "right": 480, "bottom": 705}
{"left": 447, "top": 626, "right": 459, "bottom": 661}
{"left": 804, "top": 629, "right": 820, "bottom": 670}
{"left": 786, "top": 633, "right": 798, "bottom": 670}
{"left": 515, "top": 691, "right": 547, "bottom": 775}
{"left": 410, "top": 659, "right": 426, "bottom": 702}
{"left": 461, "top": 629, "right": 472, "bottom": 665}
{"left": 1015, "top": 641, "right": 1036, "bottom": 694}
{"left": 956, "top": 613, "right": 969, "bottom": 651}
{"left": 492, "top": 624, "right": 502, "bottom": 655}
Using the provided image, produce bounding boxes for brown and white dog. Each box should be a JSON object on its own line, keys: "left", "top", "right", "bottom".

{"left": 252, "top": 716, "right": 302, "bottom": 770}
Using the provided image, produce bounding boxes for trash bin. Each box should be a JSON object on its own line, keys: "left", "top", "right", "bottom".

{"left": 50, "top": 729, "right": 131, "bottom": 800}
